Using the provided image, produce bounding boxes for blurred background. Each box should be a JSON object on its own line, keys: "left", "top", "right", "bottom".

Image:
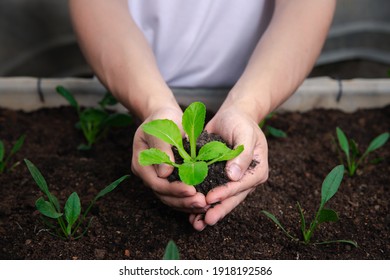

{"left": 0, "top": 0, "right": 389, "bottom": 79}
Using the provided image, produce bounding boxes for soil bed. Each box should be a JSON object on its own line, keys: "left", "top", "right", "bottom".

{"left": 0, "top": 104, "right": 389, "bottom": 260}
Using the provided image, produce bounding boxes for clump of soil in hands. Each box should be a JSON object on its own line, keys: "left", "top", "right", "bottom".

{"left": 168, "top": 131, "right": 247, "bottom": 194}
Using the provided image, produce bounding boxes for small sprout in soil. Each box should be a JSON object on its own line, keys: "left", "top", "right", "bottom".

{"left": 262, "top": 165, "right": 357, "bottom": 247}
{"left": 56, "top": 86, "right": 132, "bottom": 150}
{"left": 259, "top": 112, "right": 287, "bottom": 138}
{"left": 24, "top": 159, "right": 129, "bottom": 240}
{"left": 163, "top": 240, "right": 180, "bottom": 260}
{"left": 336, "top": 127, "right": 389, "bottom": 176}
{"left": 138, "top": 101, "right": 244, "bottom": 186}
{"left": 0, "top": 135, "right": 25, "bottom": 173}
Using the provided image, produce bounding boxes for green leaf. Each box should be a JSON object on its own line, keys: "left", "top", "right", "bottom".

{"left": 142, "top": 119, "right": 182, "bottom": 147}
{"left": 320, "top": 165, "right": 344, "bottom": 208}
{"left": 64, "top": 192, "right": 81, "bottom": 233}
{"left": 0, "top": 140, "right": 4, "bottom": 162}
{"left": 79, "top": 108, "right": 108, "bottom": 144}
{"left": 267, "top": 126, "right": 287, "bottom": 138}
{"left": 365, "top": 132, "right": 389, "bottom": 154}
{"left": 196, "top": 141, "right": 232, "bottom": 161}
{"left": 182, "top": 102, "right": 206, "bottom": 158}
{"left": 349, "top": 139, "right": 360, "bottom": 158}
{"left": 336, "top": 127, "right": 350, "bottom": 159}
{"left": 10, "top": 135, "right": 25, "bottom": 156}
{"left": 139, "top": 148, "right": 175, "bottom": 166}
{"left": 80, "top": 175, "right": 129, "bottom": 221}
{"left": 178, "top": 161, "right": 208, "bottom": 186}
{"left": 104, "top": 113, "right": 132, "bottom": 127}
{"left": 142, "top": 119, "right": 190, "bottom": 160}
{"left": 35, "top": 197, "right": 63, "bottom": 219}
{"left": 258, "top": 119, "right": 265, "bottom": 129}
{"left": 50, "top": 195, "right": 61, "bottom": 214}
{"left": 215, "top": 144, "right": 244, "bottom": 162}
{"left": 25, "top": 159, "right": 61, "bottom": 211}
{"left": 98, "top": 92, "right": 118, "bottom": 108}
{"left": 204, "top": 144, "right": 244, "bottom": 165}
{"left": 56, "top": 86, "right": 79, "bottom": 112}
{"left": 163, "top": 240, "right": 180, "bottom": 260}
{"left": 259, "top": 113, "right": 275, "bottom": 128}
{"left": 317, "top": 208, "right": 339, "bottom": 224}
{"left": 24, "top": 159, "right": 50, "bottom": 196}
{"left": 94, "top": 175, "right": 129, "bottom": 201}
{"left": 80, "top": 108, "right": 108, "bottom": 125}
{"left": 261, "top": 210, "right": 298, "bottom": 241}
{"left": 265, "top": 112, "right": 275, "bottom": 120}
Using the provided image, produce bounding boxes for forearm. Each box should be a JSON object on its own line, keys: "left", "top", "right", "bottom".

{"left": 222, "top": 0, "right": 336, "bottom": 122}
{"left": 69, "top": 0, "right": 178, "bottom": 120}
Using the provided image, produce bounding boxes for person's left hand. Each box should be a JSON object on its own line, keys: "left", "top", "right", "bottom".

{"left": 188, "top": 105, "right": 269, "bottom": 231}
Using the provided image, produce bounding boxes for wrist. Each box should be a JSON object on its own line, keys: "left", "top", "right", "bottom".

{"left": 140, "top": 92, "right": 181, "bottom": 121}
{"left": 113, "top": 80, "right": 180, "bottom": 121}
{"left": 220, "top": 84, "right": 272, "bottom": 123}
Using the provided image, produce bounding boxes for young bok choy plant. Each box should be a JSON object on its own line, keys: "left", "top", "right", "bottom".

{"left": 138, "top": 101, "right": 244, "bottom": 186}
{"left": 56, "top": 86, "right": 132, "bottom": 150}
{"left": 336, "top": 127, "right": 389, "bottom": 176}
{"left": 0, "top": 135, "right": 25, "bottom": 173}
{"left": 262, "top": 165, "right": 357, "bottom": 247}
{"left": 25, "top": 159, "right": 129, "bottom": 240}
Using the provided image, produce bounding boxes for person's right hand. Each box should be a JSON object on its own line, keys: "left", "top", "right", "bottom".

{"left": 131, "top": 105, "right": 208, "bottom": 214}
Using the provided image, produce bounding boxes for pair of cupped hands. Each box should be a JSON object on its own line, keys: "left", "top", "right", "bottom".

{"left": 131, "top": 103, "right": 268, "bottom": 231}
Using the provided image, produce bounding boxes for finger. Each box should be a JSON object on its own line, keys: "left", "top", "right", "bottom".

{"left": 205, "top": 156, "right": 268, "bottom": 204}
{"left": 189, "top": 214, "right": 208, "bottom": 231}
{"left": 225, "top": 125, "right": 265, "bottom": 182}
{"left": 133, "top": 163, "right": 197, "bottom": 197}
{"left": 132, "top": 126, "right": 183, "bottom": 195}
{"left": 204, "top": 188, "right": 254, "bottom": 226}
{"left": 133, "top": 128, "right": 175, "bottom": 178}
{"left": 157, "top": 191, "right": 207, "bottom": 212}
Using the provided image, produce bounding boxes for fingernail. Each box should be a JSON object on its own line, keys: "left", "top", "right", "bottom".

{"left": 191, "top": 202, "right": 203, "bottom": 208}
{"left": 227, "top": 163, "right": 242, "bottom": 181}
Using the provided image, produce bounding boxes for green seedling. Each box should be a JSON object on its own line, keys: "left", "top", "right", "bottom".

{"left": 163, "top": 240, "right": 180, "bottom": 260}
{"left": 138, "top": 101, "right": 244, "bottom": 186}
{"left": 259, "top": 112, "right": 287, "bottom": 138}
{"left": 336, "top": 127, "right": 389, "bottom": 176}
{"left": 262, "top": 165, "right": 357, "bottom": 247}
{"left": 56, "top": 86, "right": 132, "bottom": 150}
{"left": 24, "top": 159, "right": 129, "bottom": 240}
{"left": 0, "top": 135, "right": 25, "bottom": 173}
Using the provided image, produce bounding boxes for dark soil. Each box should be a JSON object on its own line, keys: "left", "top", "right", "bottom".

{"left": 168, "top": 131, "right": 233, "bottom": 195}
{"left": 0, "top": 104, "right": 389, "bottom": 260}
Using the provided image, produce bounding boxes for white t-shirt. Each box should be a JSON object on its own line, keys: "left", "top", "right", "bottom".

{"left": 128, "top": 0, "right": 273, "bottom": 88}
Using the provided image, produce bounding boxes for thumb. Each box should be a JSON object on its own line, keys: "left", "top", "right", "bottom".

{"left": 152, "top": 141, "right": 175, "bottom": 178}
{"left": 225, "top": 134, "right": 256, "bottom": 182}
{"left": 226, "top": 162, "right": 243, "bottom": 182}
{"left": 156, "top": 161, "right": 174, "bottom": 178}
{"left": 134, "top": 128, "right": 175, "bottom": 178}
{"left": 226, "top": 154, "right": 253, "bottom": 181}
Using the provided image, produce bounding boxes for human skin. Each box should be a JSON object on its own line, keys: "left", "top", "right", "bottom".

{"left": 69, "top": 0, "right": 336, "bottom": 231}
